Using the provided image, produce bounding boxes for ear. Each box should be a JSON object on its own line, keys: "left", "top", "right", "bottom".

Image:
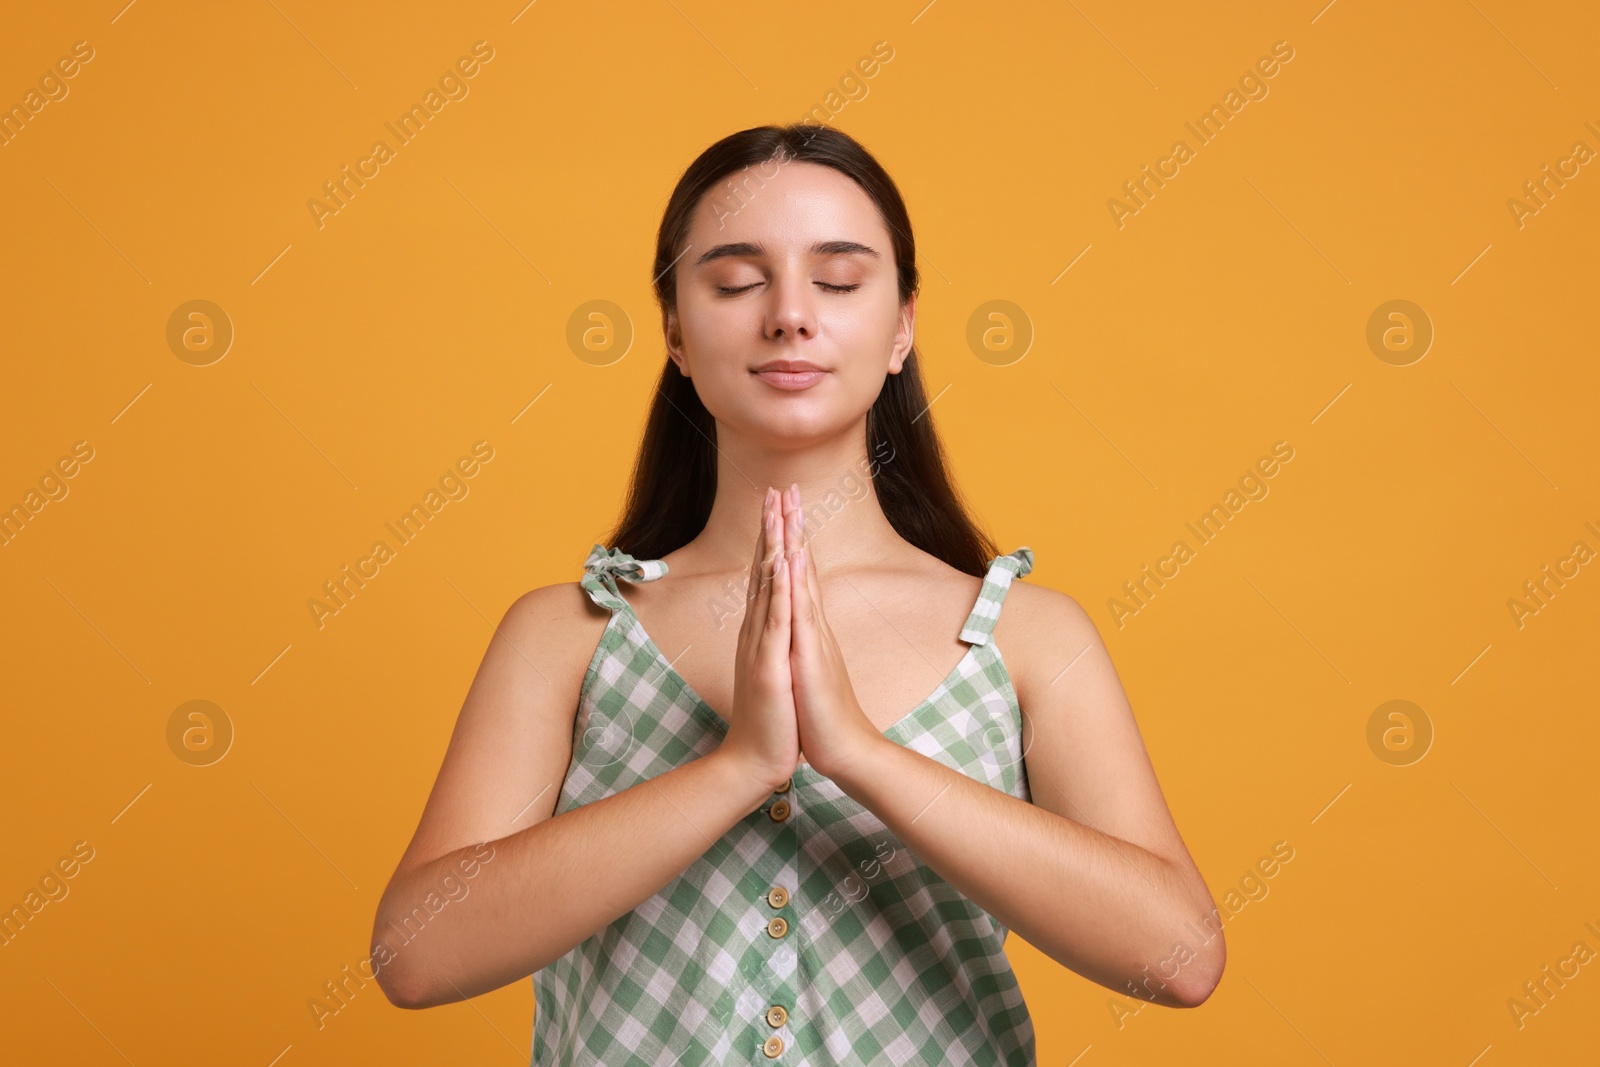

{"left": 887, "top": 293, "right": 916, "bottom": 375}
{"left": 664, "top": 307, "right": 690, "bottom": 377}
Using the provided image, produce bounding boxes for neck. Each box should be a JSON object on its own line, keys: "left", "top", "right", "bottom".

{"left": 677, "top": 422, "right": 901, "bottom": 577}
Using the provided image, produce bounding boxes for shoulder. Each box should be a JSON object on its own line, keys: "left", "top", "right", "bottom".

{"left": 991, "top": 575, "right": 1103, "bottom": 709}
{"left": 504, "top": 579, "right": 608, "bottom": 625}
{"left": 999, "top": 577, "right": 1094, "bottom": 632}
{"left": 495, "top": 579, "right": 613, "bottom": 669}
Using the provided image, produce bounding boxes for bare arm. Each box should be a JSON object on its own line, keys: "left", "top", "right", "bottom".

{"left": 829, "top": 585, "right": 1225, "bottom": 1008}
{"left": 374, "top": 491, "right": 800, "bottom": 1009}
{"left": 370, "top": 584, "right": 775, "bottom": 1010}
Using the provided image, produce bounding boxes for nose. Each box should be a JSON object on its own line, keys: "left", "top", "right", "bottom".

{"left": 763, "top": 270, "right": 816, "bottom": 341}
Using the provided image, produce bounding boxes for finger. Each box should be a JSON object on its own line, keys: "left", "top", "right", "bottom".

{"left": 786, "top": 483, "right": 827, "bottom": 622}
{"left": 782, "top": 485, "right": 812, "bottom": 646}
{"left": 783, "top": 483, "right": 807, "bottom": 578}
{"left": 755, "top": 487, "right": 788, "bottom": 654}
{"left": 741, "top": 488, "right": 774, "bottom": 649}
{"left": 789, "top": 541, "right": 816, "bottom": 664}
{"left": 766, "top": 495, "right": 792, "bottom": 658}
{"left": 765, "top": 485, "right": 786, "bottom": 586}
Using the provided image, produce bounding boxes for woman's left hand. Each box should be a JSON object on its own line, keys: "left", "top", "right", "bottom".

{"left": 781, "top": 483, "right": 885, "bottom": 785}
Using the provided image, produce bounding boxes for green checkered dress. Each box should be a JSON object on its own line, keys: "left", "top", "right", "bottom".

{"left": 531, "top": 543, "right": 1038, "bottom": 1065}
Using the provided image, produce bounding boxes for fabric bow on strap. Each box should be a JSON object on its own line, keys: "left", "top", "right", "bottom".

{"left": 583, "top": 544, "right": 669, "bottom": 596}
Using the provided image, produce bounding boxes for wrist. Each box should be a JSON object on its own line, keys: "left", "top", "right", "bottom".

{"left": 706, "top": 749, "right": 789, "bottom": 815}
{"left": 824, "top": 729, "right": 894, "bottom": 799}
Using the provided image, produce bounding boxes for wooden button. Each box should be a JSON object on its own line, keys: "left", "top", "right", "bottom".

{"left": 766, "top": 1004, "right": 788, "bottom": 1028}
{"left": 762, "top": 1035, "right": 784, "bottom": 1057}
{"left": 775, "top": 777, "right": 792, "bottom": 794}
{"left": 766, "top": 885, "right": 789, "bottom": 909}
{"left": 768, "top": 798, "right": 791, "bottom": 822}
{"left": 766, "top": 916, "right": 789, "bottom": 939}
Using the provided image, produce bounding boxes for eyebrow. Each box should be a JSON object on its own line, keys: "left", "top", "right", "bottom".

{"left": 692, "top": 240, "right": 881, "bottom": 267}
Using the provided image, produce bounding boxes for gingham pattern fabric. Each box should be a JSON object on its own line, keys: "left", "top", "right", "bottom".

{"left": 531, "top": 543, "right": 1038, "bottom": 1066}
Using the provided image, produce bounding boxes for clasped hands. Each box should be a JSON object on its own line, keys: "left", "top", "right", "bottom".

{"left": 719, "top": 482, "right": 884, "bottom": 792}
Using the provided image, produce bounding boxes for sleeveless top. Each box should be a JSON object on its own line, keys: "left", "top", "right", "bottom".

{"left": 531, "top": 543, "right": 1039, "bottom": 1066}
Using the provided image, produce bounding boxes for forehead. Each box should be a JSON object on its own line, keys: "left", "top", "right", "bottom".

{"left": 687, "top": 159, "right": 887, "bottom": 252}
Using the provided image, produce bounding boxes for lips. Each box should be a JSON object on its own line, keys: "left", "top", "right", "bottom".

{"left": 752, "top": 369, "right": 825, "bottom": 390}
{"left": 752, "top": 361, "right": 829, "bottom": 391}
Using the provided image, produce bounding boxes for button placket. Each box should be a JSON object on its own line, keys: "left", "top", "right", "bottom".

{"left": 751, "top": 778, "right": 799, "bottom": 1057}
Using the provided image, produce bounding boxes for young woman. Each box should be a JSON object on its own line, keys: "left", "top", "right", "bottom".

{"left": 372, "top": 124, "right": 1224, "bottom": 1064}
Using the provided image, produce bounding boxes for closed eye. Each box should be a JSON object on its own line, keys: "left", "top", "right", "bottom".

{"left": 715, "top": 282, "right": 860, "bottom": 295}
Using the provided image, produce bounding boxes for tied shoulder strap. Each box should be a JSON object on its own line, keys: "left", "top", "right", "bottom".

{"left": 959, "top": 546, "right": 1034, "bottom": 646}
{"left": 580, "top": 543, "right": 669, "bottom": 614}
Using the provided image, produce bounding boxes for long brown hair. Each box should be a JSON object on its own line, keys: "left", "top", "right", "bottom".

{"left": 603, "top": 123, "right": 999, "bottom": 577}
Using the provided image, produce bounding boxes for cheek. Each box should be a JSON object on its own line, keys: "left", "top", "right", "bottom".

{"left": 674, "top": 301, "right": 709, "bottom": 350}
{"left": 674, "top": 316, "right": 751, "bottom": 414}
{"left": 831, "top": 308, "right": 901, "bottom": 379}
{"left": 678, "top": 296, "right": 749, "bottom": 356}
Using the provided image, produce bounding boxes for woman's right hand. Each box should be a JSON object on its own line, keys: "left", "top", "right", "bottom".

{"left": 717, "top": 486, "right": 800, "bottom": 792}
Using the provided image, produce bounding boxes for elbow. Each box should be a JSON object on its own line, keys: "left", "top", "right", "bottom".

{"left": 1170, "top": 932, "right": 1226, "bottom": 1008}
{"left": 375, "top": 951, "right": 458, "bottom": 1011}
{"left": 369, "top": 916, "right": 481, "bottom": 1011}
{"left": 375, "top": 961, "right": 426, "bottom": 1011}
{"left": 371, "top": 948, "right": 426, "bottom": 1011}
{"left": 1133, "top": 902, "right": 1226, "bottom": 1008}
{"left": 369, "top": 909, "right": 433, "bottom": 1010}
{"left": 1160, "top": 872, "right": 1227, "bottom": 1008}
{"left": 1171, "top": 967, "right": 1222, "bottom": 1009}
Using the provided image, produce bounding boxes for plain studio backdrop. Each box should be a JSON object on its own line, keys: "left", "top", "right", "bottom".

{"left": 0, "top": 1, "right": 1595, "bottom": 1064}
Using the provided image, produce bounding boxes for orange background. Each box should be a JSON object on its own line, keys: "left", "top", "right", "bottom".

{"left": 2, "top": 1, "right": 1597, "bottom": 1063}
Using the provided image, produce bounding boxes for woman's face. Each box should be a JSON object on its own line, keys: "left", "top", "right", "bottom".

{"left": 665, "top": 158, "right": 915, "bottom": 447}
